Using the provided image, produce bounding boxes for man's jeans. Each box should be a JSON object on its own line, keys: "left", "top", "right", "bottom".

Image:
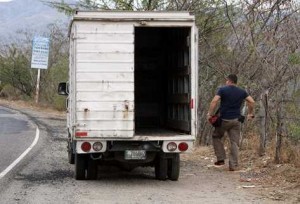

{"left": 212, "top": 119, "right": 240, "bottom": 168}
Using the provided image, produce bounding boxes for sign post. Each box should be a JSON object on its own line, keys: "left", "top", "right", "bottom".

{"left": 31, "top": 36, "right": 50, "bottom": 104}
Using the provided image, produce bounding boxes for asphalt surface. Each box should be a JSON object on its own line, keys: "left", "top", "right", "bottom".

{"left": 0, "top": 107, "right": 36, "bottom": 174}
{"left": 0, "top": 103, "right": 278, "bottom": 204}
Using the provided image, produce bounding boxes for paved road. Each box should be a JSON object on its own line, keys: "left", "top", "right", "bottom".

{"left": 0, "top": 106, "right": 36, "bottom": 175}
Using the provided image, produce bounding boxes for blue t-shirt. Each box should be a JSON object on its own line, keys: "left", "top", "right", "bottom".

{"left": 217, "top": 85, "right": 249, "bottom": 119}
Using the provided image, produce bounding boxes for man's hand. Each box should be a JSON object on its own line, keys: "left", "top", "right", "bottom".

{"left": 246, "top": 96, "right": 255, "bottom": 117}
{"left": 247, "top": 114, "right": 254, "bottom": 121}
{"left": 207, "top": 113, "right": 212, "bottom": 121}
{"left": 207, "top": 95, "right": 220, "bottom": 122}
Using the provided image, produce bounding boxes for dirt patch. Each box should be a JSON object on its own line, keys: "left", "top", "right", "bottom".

{"left": 183, "top": 143, "right": 300, "bottom": 203}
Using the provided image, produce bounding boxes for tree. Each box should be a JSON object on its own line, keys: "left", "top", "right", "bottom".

{"left": 44, "top": 0, "right": 208, "bottom": 12}
{"left": 0, "top": 22, "right": 69, "bottom": 109}
{"left": 0, "top": 42, "right": 35, "bottom": 97}
{"left": 39, "top": 23, "right": 69, "bottom": 109}
{"left": 45, "top": 1, "right": 300, "bottom": 158}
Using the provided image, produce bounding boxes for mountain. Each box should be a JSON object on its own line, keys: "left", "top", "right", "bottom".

{"left": 0, "top": 0, "right": 73, "bottom": 41}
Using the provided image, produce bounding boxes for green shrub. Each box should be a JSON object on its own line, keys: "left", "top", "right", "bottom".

{"left": 53, "top": 95, "right": 66, "bottom": 111}
{"left": 0, "top": 84, "right": 21, "bottom": 99}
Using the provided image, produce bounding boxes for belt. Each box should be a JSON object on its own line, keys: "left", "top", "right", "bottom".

{"left": 222, "top": 118, "right": 239, "bottom": 121}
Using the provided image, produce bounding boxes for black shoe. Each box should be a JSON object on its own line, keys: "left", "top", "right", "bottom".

{"left": 229, "top": 166, "right": 239, "bottom": 171}
{"left": 214, "top": 160, "right": 225, "bottom": 166}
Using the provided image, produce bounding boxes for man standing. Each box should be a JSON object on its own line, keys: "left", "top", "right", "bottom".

{"left": 207, "top": 74, "right": 255, "bottom": 171}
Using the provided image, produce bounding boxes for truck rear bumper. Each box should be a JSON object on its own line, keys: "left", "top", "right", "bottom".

{"left": 74, "top": 137, "right": 195, "bottom": 154}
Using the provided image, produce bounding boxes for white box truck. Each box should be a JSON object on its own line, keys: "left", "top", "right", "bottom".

{"left": 58, "top": 11, "right": 198, "bottom": 180}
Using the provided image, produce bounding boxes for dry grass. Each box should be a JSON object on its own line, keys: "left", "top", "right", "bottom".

{"left": 237, "top": 133, "right": 300, "bottom": 199}
{"left": 189, "top": 131, "right": 300, "bottom": 197}
{"left": 238, "top": 130, "right": 300, "bottom": 166}
{"left": 0, "top": 98, "right": 65, "bottom": 118}
{"left": 258, "top": 136, "right": 300, "bottom": 168}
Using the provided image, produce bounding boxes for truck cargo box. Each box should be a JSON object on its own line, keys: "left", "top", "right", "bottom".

{"left": 59, "top": 11, "right": 198, "bottom": 180}
{"left": 68, "top": 11, "right": 198, "bottom": 140}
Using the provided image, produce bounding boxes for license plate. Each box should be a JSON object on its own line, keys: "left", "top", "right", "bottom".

{"left": 125, "top": 150, "right": 146, "bottom": 160}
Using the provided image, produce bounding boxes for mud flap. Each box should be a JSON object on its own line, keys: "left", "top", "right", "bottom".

{"left": 155, "top": 154, "right": 168, "bottom": 180}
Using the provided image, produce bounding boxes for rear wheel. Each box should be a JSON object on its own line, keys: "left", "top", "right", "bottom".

{"left": 75, "top": 154, "right": 87, "bottom": 180}
{"left": 167, "top": 154, "right": 180, "bottom": 181}
{"left": 155, "top": 154, "right": 168, "bottom": 180}
{"left": 87, "top": 157, "right": 97, "bottom": 180}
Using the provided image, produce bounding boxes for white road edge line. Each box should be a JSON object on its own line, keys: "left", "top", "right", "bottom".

{"left": 0, "top": 127, "right": 40, "bottom": 179}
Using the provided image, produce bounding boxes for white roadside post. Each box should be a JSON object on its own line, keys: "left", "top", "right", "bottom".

{"left": 31, "top": 36, "right": 50, "bottom": 104}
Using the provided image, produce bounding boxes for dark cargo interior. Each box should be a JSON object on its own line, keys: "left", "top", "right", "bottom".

{"left": 134, "top": 27, "right": 191, "bottom": 135}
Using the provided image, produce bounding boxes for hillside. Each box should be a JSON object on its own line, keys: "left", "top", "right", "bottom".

{"left": 0, "top": 0, "right": 71, "bottom": 40}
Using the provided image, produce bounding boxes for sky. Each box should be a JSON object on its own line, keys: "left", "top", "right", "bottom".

{"left": 0, "top": 0, "right": 70, "bottom": 40}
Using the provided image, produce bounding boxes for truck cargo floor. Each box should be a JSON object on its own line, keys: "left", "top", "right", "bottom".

{"left": 135, "top": 128, "right": 188, "bottom": 136}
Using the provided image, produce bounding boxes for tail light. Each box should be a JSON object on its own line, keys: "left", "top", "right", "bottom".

{"left": 167, "top": 142, "right": 177, "bottom": 152}
{"left": 190, "top": 98, "right": 194, "bottom": 109}
{"left": 93, "top": 142, "right": 103, "bottom": 151}
{"left": 178, "top": 142, "right": 188, "bottom": 152}
{"left": 75, "top": 131, "right": 87, "bottom": 137}
{"left": 81, "top": 142, "right": 91, "bottom": 152}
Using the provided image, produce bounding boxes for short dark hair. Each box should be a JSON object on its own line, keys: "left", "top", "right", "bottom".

{"left": 227, "top": 74, "right": 238, "bottom": 84}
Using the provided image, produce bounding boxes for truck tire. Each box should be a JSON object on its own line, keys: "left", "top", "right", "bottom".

{"left": 75, "top": 154, "right": 86, "bottom": 180}
{"left": 155, "top": 155, "right": 168, "bottom": 180}
{"left": 167, "top": 153, "right": 180, "bottom": 181}
{"left": 87, "top": 157, "right": 97, "bottom": 180}
{"left": 68, "top": 141, "right": 75, "bottom": 164}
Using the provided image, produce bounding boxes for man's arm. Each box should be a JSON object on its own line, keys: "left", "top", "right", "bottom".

{"left": 245, "top": 95, "right": 255, "bottom": 119}
{"left": 207, "top": 95, "right": 221, "bottom": 118}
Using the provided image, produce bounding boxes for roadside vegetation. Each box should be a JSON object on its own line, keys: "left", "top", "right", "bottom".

{"left": 0, "top": 0, "right": 299, "bottom": 188}
{"left": 0, "top": 23, "right": 69, "bottom": 110}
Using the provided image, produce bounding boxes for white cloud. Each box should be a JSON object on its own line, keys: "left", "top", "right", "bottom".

{"left": 0, "top": 0, "right": 13, "bottom": 2}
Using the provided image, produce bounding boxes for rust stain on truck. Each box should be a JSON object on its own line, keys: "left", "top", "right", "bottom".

{"left": 123, "top": 100, "right": 129, "bottom": 119}
{"left": 83, "top": 108, "right": 89, "bottom": 120}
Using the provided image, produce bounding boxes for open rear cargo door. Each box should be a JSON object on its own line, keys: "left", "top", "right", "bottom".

{"left": 134, "top": 27, "right": 192, "bottom": 134}
{"left": 74, "top": 22, "right": 135, "bottom": 138}
{"left": 166, "top": 29, "right": 191, "bottom": 133}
